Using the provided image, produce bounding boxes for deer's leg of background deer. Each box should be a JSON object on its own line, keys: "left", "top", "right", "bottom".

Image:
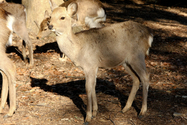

{"left": 24, "top": 38, "right": 33, "bottom": 66}
{"left": 122, "top": 63, "right": 140, "bottom": 113}
{"left": 84, "top": 67, "right": 98, "bottom": 122}
{"left": 0, "top": 71, "right": 8, "bottom": 113}
{"left": 20, "top": 32, "right": 33, "bottom": 66}
{"left": 22, "top": 40, "right": 26, "bottom": 61}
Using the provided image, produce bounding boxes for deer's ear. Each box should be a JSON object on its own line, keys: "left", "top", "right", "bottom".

{"left": 44, "top": 10, "right": 50, "bottom": 18}
{"left": 49, "top": 0, "right": 58, "bottom": 11}
{"left": 67, "top": 2, "right": 77, "bottom": 17}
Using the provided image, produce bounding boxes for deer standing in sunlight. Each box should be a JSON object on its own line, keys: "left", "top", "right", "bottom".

{"left": 0, "top": 7, "right": 16, "bottom": 117}
{"left": 36, "top": 0, "right": 106, "bottom": 39}
{"left": 48, "top": 3, "right": 153, "bottom": 124}
{"left": 0, "top": 0, "right": 33, "bottom": 66}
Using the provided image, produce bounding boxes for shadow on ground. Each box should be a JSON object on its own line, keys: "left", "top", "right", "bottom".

{"left": 30, "top": 76, "right": 187, "bottom": 124}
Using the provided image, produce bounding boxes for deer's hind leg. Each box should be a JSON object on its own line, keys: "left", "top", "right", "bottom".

{"left": 122, "top": 63, "right": 140, "bottom": 113}
{"left": 7, "top": 63, "right": 16, "bottom": 117}
{"left": 122, "top": 58, "right": 149, "bottom": 116}
{"left": 0, "top": 71, "right": 9, "bottom": 114}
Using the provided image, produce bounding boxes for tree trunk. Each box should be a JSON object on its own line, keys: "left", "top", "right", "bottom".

{"left": 22, "top": 0, "right": 63, "bottom": 34}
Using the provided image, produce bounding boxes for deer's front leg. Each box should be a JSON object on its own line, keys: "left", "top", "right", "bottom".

{"left": 91, "top": 74, "right": 97, "bottom": 118}
{"left": 84, "top": 67, "right": 98, "bottom": 123}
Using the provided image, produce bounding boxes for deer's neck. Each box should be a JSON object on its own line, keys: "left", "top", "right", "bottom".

{"left": 56, "top": 30, "right": 80, "bottom": 63}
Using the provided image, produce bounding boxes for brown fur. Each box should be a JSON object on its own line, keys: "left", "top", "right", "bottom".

{"left": 49, "top": 5, "right": 153, "bottom": 123}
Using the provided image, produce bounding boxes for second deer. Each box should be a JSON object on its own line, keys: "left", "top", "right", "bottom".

{"left": 36, "top": 0, "right": 106, "bottom": 39}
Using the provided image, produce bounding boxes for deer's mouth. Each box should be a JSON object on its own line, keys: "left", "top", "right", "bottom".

{"left": 48, "top": 25, "right": 62, "bottom": 36}
{"left": 55, "top": 30, "right": 62, "bottom": 36}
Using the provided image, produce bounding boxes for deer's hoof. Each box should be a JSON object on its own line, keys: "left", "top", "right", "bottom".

{"left": 83, "top": 122, "right": 89, "bottom": 125}
{"left": 138, "top": 109, "right": 147, "bottom": 119}
{"left": 92, "top": 110, "right": 98, "bottom": 118}
{"left": 138, "top": 114, "right": 144, "bottom": 119}
{"left": 122, "top": 107, "right": 130, "bottom": 113}
{"left": 85, "top": 114, "right": 92, "bottom": 123}
{"left": 138, "top": 112, "right": 146, "bottom": 119}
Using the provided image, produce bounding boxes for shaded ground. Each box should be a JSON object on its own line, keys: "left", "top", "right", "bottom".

{"left": 1, "top": 0, "right": 187, "bottom": 124}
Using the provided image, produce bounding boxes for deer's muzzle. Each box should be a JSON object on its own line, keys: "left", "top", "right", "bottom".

{"left": 48, "top": 25, "right": 53, "bottom": 30}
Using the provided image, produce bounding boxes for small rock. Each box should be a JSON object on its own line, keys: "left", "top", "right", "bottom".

{"left": 173, "top": 112, "right": 185, "bottom": 117}
{"left": 37, "top": 103, "right": 46, "bottom": 106}
{"left": 182, "top": 96, "right": 187, "bottom": 99}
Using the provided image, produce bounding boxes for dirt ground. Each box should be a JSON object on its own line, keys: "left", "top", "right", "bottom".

{"left": 1, "top": 0, "right": 187, "bottom": 125}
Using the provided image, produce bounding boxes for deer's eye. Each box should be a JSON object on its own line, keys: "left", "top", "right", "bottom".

{"left": 60, "top": 17, "right": 65, "bottom": 20}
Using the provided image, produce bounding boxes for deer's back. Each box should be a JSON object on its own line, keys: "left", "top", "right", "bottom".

{"left": 0, "top": 8, "right": 11, "bottom": 49}
{"left": 0, "top": 2, "right": 26, "bottom": 19}
{"left": 59, "top": 0, "right": 104, "bottom": 21}
{"left": 75, "top": 21, "right": 151, "bottom": 67}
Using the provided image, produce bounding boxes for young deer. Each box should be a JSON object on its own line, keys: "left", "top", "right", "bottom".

{"left": 36, "top": 11, "right": 52, "bottom": 39}
{"left": 0, "top": 8, "right": 16, "bottom": 117}
{"left": 36, "top": 0, "right": 106, "bottom": 39}
{"left": 0, "top": 1, "right": 34, "bottom": 66}
{"left": 48, "top": 4, "right": 153, "bottom": 123}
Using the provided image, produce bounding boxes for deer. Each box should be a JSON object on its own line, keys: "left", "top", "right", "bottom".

{"left": 0, "top": 7, "right": 16, "bottom": 118}
{"left": 36, "top": 11, "right": 52, "bottom": 39}
{"left": 48, "top": 3, "right": 153, "bottom": 124}
{"left": 0, "top": 0, "right": 34, "bottom": 66}
{"left": 36, "top": 0, "right": 106, "bottom": 39}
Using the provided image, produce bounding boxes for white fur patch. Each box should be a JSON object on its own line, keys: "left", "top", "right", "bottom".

{"left": 24, "top": 8, "right": 27, "bottom": 21}
{"left": 6, "top": 15, "right": 15, "bottom": 46}
{"left": 146, "top": 48, "right": 150, "bottom": 56}
{"left": 148, "top": 34, "right": 153, "bottom": 47}
{"left": 85, "top": 8, "right": 106, "bottom": 28}
{"left": 24, "top": 8, "right": 26, "bottom": 13}
{"left": 6, "top": 15, "right": 15, "bottom": 32}
{"left": 6, "top": 33, "right": 13, "bottom": 46}
{"left": 147, "top": 84, "right": 149, "bottom": 92}
{"left": 97, "top": 8, "right": 106, "bottom": 21}
{"left": 146, "top": 34, "right": 153, "bottom": 55}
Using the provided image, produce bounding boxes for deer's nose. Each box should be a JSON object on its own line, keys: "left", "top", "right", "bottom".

{"left": 48, "top": 25, "right": 53, "bottom": 30}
